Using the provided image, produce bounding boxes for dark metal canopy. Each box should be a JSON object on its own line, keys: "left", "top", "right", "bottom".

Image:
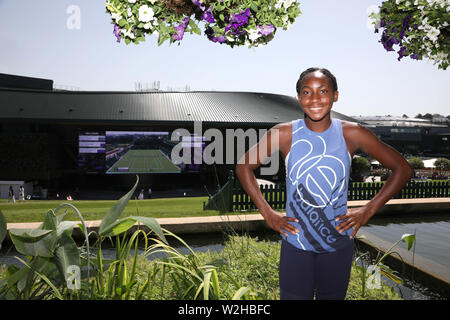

{"left": 0, "top": 87, "right": 358, "bottom": 126}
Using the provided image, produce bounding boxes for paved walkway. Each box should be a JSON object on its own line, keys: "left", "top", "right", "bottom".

{"left": 6, "top": 197, "right": 450, "bottom": 231}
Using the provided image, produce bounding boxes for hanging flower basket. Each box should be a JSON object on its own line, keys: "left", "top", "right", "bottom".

{"left": 370, "top": 0, "right": 450, "bottom": 70}
{"left": 106, "top": 0, "right": 301, "bottom": 48}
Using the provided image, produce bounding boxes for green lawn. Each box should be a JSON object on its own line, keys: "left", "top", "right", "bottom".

{"left": 0, "top": 197, "right": 239, "bottom": 223}
{"left": 107, "top": 149, "right": 180, "bottom": 174}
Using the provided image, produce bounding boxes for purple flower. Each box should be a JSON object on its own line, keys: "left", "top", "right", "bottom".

{"left": 113, "top": 23, "right": 122, "bottom": 43}
{"left": 215, "top": 35, "right": 226, "bottom": 43}
{"left": 224, "top": 8, "right": 252, "bottom": 36}
{"left": 192, "top": 0, "right": 205, "bottom": 11}
{"left": 202, "top": 6, "right": 215, "bottom": 23}
{"left": 381, "top": 30, "right": 394, "bottom": 51}
{"left": 402, "top": 15, "right": 411, "bottom": 29}
{"left": 257, "top": 24, "right": 275, "bottom": 36}
{"left": 397, "top": 46, "right": 407, "bottom": 61}
{"left": 380, "top": 19, "right": 386, "bottom": 27}
{"left": 391, "top": 36, "right": 399, "bottom": 45}
{"left": 205, "top": 27, "right": 226, "bottom": 44}
{"left": 173, "top": 17, "right": 190, "bottom": 41}
{"left": 410, "top": 53, "right": 419, "bottom": 60}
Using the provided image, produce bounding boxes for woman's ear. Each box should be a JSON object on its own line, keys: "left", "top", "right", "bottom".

{"left": 333, "top": 90, "right": 339, "bottom": 102}
{"left": 297, "top": 93, "right": 302, "bottom": 103}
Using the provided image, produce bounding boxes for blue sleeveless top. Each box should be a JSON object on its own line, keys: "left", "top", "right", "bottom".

{"left": 284, "top": 118, "right": 353, "bottom": 253}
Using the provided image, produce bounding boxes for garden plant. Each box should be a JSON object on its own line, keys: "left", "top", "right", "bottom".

{"left": 0, "top": 176, "right": 417, "bottom": 300}
{"left": 105, "top": 0, "right": 301, "bottom": 47}
{"left": 370, "top": 0, "right": 450, "bottom": 70}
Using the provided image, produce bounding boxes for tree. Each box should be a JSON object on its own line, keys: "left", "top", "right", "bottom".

{"left": 407, "top": 157, "right": 424, "bottom": 169}
{"left": 351, "top": 157, "right": 371, "bottom": 182}
{"left": 434, "top": 158, "right": 450, "bottom": 171}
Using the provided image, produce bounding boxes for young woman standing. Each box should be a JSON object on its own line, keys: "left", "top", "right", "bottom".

{"left": 235, "top": 67, "right": 413, "bottom": 300}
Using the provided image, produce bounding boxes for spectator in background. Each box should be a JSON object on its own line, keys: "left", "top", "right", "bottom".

{"left": 19, "top": 186, "right": 25, "bottom": 203}
{"left": 148, "top": 187, "right": 152, "bottom": 199}
{"left": 8, "top": 186, "right": 15, "bottom": 204}
{"left": 139, "top": 189, "right": 144, "bottom": 200}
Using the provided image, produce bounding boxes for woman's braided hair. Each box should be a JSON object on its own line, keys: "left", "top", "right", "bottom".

{"left": 296, "top": 67, "right": 338, "bottom": 94}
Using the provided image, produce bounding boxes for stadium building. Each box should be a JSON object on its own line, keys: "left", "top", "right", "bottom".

{"left": 352, "top": 115, "right": 450, "bottom": 157}
{"left": 10, "top": 73, "right": 448, "bottom": 199}
{"left": 0, "top": 73, "right": 362, "bottom": 199}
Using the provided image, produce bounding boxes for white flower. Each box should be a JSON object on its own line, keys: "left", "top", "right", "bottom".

{"left": 427, "top": 27, "right": 440, "bottom": 42}
{"left": 283, "top": 0, "right": 296, "bottom": 8}
{"left": 128, "top": 0, "right": 137, "bottom": 3}
{"left": 138, "top": 5, "right": 154, "bottom": 23}
{"left": 149, "top": 0, "right": 158, "bottom": 4}
{"left": 127, "top": 7, "right": 132, "bottom": 17}
{"left": 123, "top": 28, "right": 135, "bottom": 39}
{"left": 275, "top": 0, "right": 296, "bottom": 10}
{"left": 111, "top": 12, "right": 122, "bottom": 22}
{"left": 248, "top": 29, "right": 261, "bottom": 41}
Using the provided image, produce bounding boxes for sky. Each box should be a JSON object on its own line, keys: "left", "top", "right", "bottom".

{"left": 0, "top": 0, "right": 449, "bottom": 118}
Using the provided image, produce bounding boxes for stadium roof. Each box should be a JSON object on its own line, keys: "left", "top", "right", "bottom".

{"left": 0, "top": 87, "right": 358, "bottom": 126}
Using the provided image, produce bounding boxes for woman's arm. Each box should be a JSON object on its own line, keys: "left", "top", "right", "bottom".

{"left": 235, "top": 123, "right": 299, "bottom": 237}
{"left": 336, "top": 122, "right": 414, "bottom": 238}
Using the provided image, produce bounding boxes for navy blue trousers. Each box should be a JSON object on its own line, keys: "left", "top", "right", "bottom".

{"left": 279, "top": 239, "right": 354, "bottom": 300}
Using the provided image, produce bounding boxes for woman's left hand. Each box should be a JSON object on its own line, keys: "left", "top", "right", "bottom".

{"left": 335, "top": 206, "right": 372, "bottom": 239}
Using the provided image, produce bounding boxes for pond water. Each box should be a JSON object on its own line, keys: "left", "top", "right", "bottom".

{"left": 361, "top": 212, "right": 450, "bottom": 270}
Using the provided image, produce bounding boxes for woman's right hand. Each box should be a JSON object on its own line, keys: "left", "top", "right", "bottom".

{"left": 263, "top": 209, "right": 299, "bottom": 237}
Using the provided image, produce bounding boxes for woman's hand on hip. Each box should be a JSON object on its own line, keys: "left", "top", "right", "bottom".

{"left": 335, "top": 206, "right": 371, "bottom": 239}
{"left": 263, "top": 209, "right": 299, "bottom": 237}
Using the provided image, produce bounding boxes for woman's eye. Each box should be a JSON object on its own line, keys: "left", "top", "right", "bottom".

{"left": 303, "top": 91, "right": 310, "bottom": 95}
{"left": 320, "top": 89, "right": 328, "bottom": 94}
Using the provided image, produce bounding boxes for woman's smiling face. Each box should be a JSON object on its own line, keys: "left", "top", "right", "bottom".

{"left": 298, "top": 71, "right": 339, "bottom": 123}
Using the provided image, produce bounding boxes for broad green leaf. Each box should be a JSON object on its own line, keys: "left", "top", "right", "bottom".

{"left": 54, "top": 231, "right": 80, "bottom": 283}
{"left": 118, "top": 18, "right": 127, "bottom": 27}
{"left": 9, "top": 228, "right": 53, "bottom": 243}
{"left": 40, "top": 210, "right": 57, "bottom": 231}
{"left": 10, "top": 229, "right": 57, "bottom": 258}
{"left": 101, "top": 218, "right": 137, "bottom": 237}
{"left": 99, "top": 175, "right": 139, "bottom": 236}
{"left": 56, "top": 221, "right": 78, "bottom": 238}
{"left": 0, "top": 210, "right": 6, "bottom": 246}
{"left": 7, "top": 265, "right": 29, "bottom": 287}
{"left": 401, "top": 233, "right": 415, "bottom": 250}
{"left": 129, "top": 216, "right": 167, "bottom": 244}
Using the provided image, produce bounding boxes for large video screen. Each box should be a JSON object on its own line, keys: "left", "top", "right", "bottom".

{"left": 78, "top": 130, "right": 205, "bottom": 174}
{"left": 78, "top": 132, "right": 106, "bottom": 174}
